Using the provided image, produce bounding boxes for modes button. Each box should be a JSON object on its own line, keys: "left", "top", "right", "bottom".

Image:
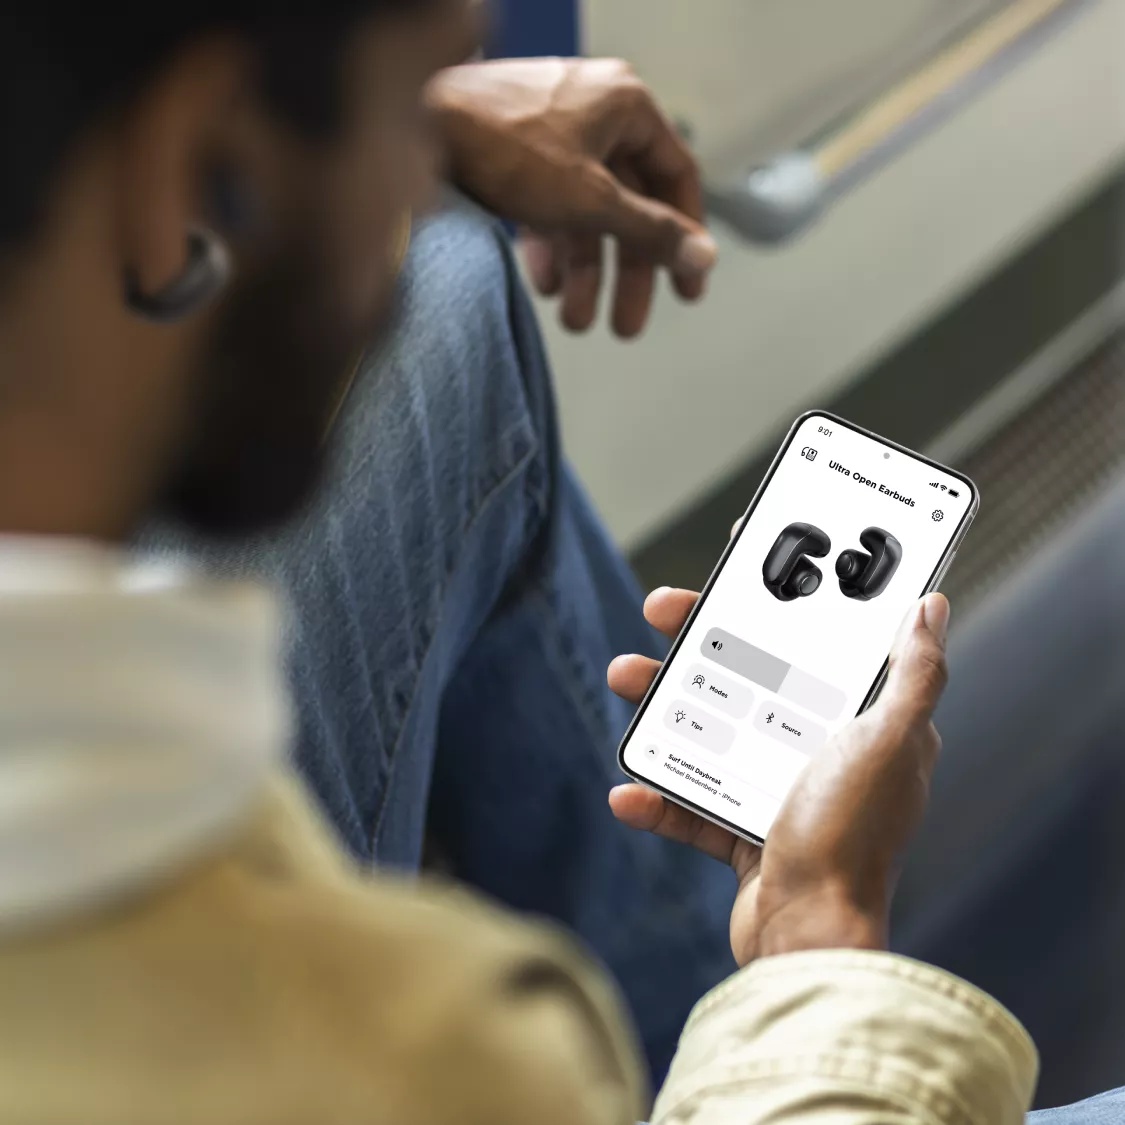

{"left": 682, "top": 663, "right": 754, "bottom": 719}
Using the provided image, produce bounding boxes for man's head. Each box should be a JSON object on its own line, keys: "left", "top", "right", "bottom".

{"left": 0, "top": 4, "right": 478, "bottom": 540}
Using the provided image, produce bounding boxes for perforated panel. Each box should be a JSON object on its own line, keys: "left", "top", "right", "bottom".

{"left": 942, "top": 332, "right": 1125, "bottom": 612}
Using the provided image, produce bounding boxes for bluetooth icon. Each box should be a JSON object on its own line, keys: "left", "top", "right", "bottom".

{"left": 766, "top": 712, "right": 775, "bottom": 725}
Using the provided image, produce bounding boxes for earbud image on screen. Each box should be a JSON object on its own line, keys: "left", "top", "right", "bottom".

{"left": 619, "top": 413, "right": 975, "bottom": 843}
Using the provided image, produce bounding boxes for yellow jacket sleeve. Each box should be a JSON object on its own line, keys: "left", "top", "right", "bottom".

{"left": 655, "top": 949, "right": 1038, "bottom": 1125}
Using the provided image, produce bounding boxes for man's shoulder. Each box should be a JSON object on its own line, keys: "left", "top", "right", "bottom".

{"left": 91, "top": 769, "right": 602, "bottom": 1036}
{"left": 0, "top": 773, "right": 644, "bottom": 1122}
{"left": 218, "top": 770, "right": 594, "bottom": 994}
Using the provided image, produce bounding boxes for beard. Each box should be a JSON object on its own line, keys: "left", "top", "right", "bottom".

{"left": 158, "top": 231, "right": 392, "bottom": 539}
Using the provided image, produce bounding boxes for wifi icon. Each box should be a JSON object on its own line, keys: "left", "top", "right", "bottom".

{"left": 940, "top": 485, "right": 948, "bottom": 493}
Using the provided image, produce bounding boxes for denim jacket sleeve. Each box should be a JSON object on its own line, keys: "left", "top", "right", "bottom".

{"left": 651, "top": 949, "right": 1038, "bottom": 1125}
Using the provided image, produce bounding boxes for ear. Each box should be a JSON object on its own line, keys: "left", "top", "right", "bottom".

{"left": 114, "top": 36, "right": 249, "bottom": 297}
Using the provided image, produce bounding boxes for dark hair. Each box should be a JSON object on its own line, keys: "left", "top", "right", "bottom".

{"left": 0, "top": 5, "right": 428, "bottom": 250}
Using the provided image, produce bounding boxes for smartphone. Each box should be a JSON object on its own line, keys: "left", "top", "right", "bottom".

{"left": 618, "top": 411, "right": 978, "bottom": 845}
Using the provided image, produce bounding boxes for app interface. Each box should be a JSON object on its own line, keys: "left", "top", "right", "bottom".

{"left": 621, "top": 415, "right": 973, "bottom": 841}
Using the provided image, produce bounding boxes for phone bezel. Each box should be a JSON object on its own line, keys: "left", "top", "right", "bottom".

{"left": 616, "top": 410, "right": 979, "bottom": 846}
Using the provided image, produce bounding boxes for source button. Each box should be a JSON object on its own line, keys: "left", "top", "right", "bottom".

{"left": 752, "top": 701, "right": 827, "bottom": 756}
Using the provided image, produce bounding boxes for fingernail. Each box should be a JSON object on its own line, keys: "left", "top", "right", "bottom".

{"left": 921, "top": 595, "right": 950, "bottom": 646}
{"left": 675, "top": 232, "right": 718, "bottom": 275}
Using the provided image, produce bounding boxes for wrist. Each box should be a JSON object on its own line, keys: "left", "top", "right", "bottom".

{"left": 750, "top": 885, "right": 887, "bottom": 961}
{"left": 423, "top": 69, "right": 498, "bottom": 203}
{"left": 423, "top": 69, "right": 470, "bottom": 153}
{"left": 423, "top": 66, "right": 463, "bottom": 117}
{"left": 424, "top": 66, "right": 490, "bottom": 140}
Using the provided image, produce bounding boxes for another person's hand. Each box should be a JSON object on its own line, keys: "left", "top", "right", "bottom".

{"left": 608, "top": 588, "right": 950, "bottom": 967}
{"left": 426, "top": 58, "right": 717, "bottom": 338}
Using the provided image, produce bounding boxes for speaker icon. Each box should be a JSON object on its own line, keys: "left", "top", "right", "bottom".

{"left": 711, "top": 640, "right": 723, "bottom": 652}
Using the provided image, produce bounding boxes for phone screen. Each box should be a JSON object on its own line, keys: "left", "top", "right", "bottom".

{"left": 619, "top": 412, "right": 977, "bottom": 843}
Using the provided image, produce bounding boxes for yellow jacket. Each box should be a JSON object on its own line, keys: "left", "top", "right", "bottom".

{"left": 0, "top": 773, "right": 1037, "bottom": 1125}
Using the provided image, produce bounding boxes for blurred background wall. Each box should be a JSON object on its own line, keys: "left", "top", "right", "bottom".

{"left": 541, "top": 0, "right": 1125, "bottom": 556}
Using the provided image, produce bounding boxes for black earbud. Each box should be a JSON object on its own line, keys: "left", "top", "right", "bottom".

{"left": 124, "top": 163, "right": 257, "bottom": 324}
{"left": 836, "top": 527, "right": 903, "bottom": 601}
{"left": 124, "top": 226, "right": 230, "bottom": 323}
{"left": 763, "top": 523, "right": 832, "bottom": 602}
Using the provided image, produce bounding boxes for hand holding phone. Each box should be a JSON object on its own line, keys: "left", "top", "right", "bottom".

{"left": 608, "top": 587, "right": 950, "bottom": 966}
{"left": 618, "top": 412, "right": 975, "bottom": 843}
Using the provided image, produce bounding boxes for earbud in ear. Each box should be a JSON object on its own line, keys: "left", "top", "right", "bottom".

{"left": 836, "top": 527, "right": 903, "bottom": 601}
{"left": 124, "top": 226, "right": 231, "bottom": 323}
{"left": 763, "top": 523, "right": 832, "bottom": 602}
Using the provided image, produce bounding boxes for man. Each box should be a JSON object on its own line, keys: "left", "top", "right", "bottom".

{"left": 0, "top": 1, "right": 1062, "bottom": 1120}
{"left": 142, "top": 54, "right": 1125, "bottom": 1102}
{"left": 137, "top": 56, "right": 739, "bottom": 1080}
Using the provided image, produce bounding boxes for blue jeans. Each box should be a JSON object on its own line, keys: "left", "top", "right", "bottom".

{"left": 141, "top": 200, "right": 736, "bottom": 1085}
{"left": 1030, "top": 1089, "right": 1125, "bottom": 1123}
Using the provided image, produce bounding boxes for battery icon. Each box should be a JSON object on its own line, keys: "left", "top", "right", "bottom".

{"left": 947, "top": 488, "right": 961, "bottom": 498}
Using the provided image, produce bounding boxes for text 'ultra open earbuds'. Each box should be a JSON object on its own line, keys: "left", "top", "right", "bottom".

{"left": 762, "top": 523, "right": 831, "bottom": 602}
{"left": 836, "top": 527, "right": 903, "bottom": 601}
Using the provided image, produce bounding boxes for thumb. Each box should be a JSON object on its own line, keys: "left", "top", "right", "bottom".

{"left": 590, "top": 167, "right": 718, "bottom": 280}
{"left": 874, "top": 594, "right": 950, "bottom": 730}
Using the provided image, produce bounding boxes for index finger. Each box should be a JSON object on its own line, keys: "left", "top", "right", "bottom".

{"left": 643, "top": 586, "right": 700, "bottom": 638}
{"left": 612, "top": 91, "right": 704, "bottom": 225}
{"left": 634, "top": 125, "right": 707, "bottom": 303}
{"left": 611, "top": 90, "right": 708, "bottom": 301}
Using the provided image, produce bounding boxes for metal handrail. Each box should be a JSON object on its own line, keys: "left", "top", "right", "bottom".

{"left": 706, "top": 0, "right": 1094, "bottom": 245}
